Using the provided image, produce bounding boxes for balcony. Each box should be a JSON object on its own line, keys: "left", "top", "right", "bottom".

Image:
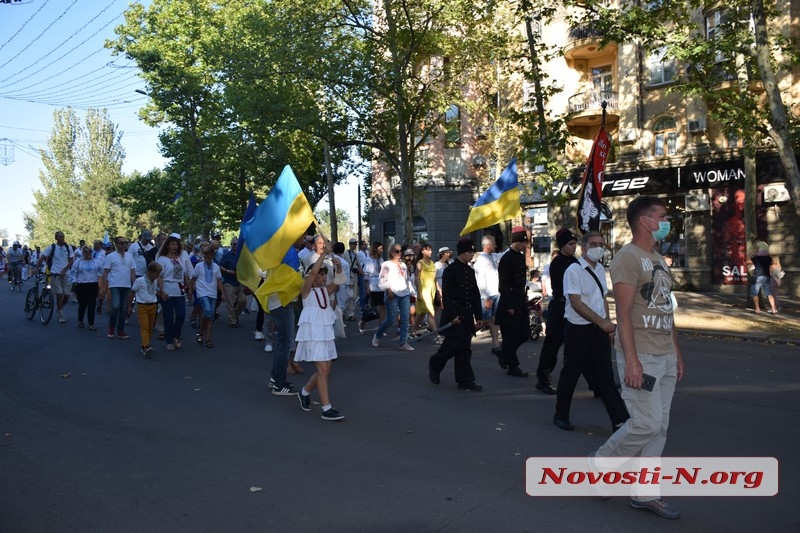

{"left": 563, "top": 23, "right": 617, "bottom": 62}
{"left": 566, "top": 91, "right": 620, "bottom": 128}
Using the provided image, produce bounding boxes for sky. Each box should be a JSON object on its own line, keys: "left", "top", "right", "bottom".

{"left": 0, "top": 0, "right": 359, "bottom": 245}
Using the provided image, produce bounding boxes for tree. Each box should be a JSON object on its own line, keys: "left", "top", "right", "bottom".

{"left": 315, "top": 208, "right": 355, "bottom": 242}
{"left": 107, "top": 0, "right": 346, "bottom": 237}
{"left": 30, "top": 108, "right": 135, "bottom": 245}
{"left": 574, "top": 0, "right": 800, "bottom": 222}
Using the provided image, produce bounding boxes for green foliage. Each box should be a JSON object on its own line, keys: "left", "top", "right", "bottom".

{"left": 30, "top": 108, "right": 136, "bottom": 246}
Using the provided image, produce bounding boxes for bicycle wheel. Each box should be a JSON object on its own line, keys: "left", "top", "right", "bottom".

{"left": 25, "top": 288, "right": 37, "bottom": 320}
{"left": 40, "top": 289, "right": 54, "bottom": 325}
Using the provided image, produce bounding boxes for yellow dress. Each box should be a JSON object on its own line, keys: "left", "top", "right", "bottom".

{"left": 416, "top": 258, "right": 437, "bottom": 315}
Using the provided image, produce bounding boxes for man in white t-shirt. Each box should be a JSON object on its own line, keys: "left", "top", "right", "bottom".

{"left": 127, "top": 230, "right": 154, "bottom": 278}
{"left": 102, "top": 236, "right": 136, "bottom": 339}
{"left": 36, "top": 231, "right": 75, "bottom": 323}
{"left": 472, "top": 235, "right": 502, "bottom": 353}
{"left": 553, "top": 230, "right": 627, "bottom": 433}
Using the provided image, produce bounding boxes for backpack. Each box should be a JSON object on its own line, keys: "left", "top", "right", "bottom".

{"left": 46, "top": 243, "right": 72, "bottom": 271}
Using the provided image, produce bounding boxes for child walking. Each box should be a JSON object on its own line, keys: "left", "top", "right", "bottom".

{"left": 128, "top": 261, "right": 162, "bottom": 358}
{"left": 190, "top": 244, "right": 224, "bottom": 348}
{"left": 296, "top": 245, "right": 344, "bottom": 421}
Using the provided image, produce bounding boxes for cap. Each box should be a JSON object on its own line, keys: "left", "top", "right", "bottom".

{"left": 403, "top": 248, "right": 415, "bottom": 256}
{"left": 141, "top": 230, "right": 153, "bottom": 240}
{"left": 556, "top": 228, "right": 577, "bottom": 249}
{"left": 349, "top": 237, "right": 357, "bottom": 243}
{"left": 438, "top": 246, "right": 451, "bottom": 255}
{"left": 456, "top": 238, "right": 476, "bottom": 255}
{"left": 511, "top": 226, "right": 528, "bottom": 243}
{"left": 169, "top": 233, "right": 181, "bottom": 240}
{"left": 756, "top": 241, "right": 768, "bottom": 251}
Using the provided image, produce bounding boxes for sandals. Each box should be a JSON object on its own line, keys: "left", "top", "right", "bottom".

{"left": 196, "top": 333, "right": 203, "bottom": 344}
{"left": 204, "top": 340, "right": 214, "bottom": 348}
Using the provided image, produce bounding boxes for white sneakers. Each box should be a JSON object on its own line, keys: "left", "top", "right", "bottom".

{"left": 264, "top": 343, "right": 273, "bottom": 352}
{"left": 398, "top": 343, "right": 415, "bottom": 351}
{"left": 254, "top": 331, "right": 265, "bottom": 340}
{"left": 371, "top": 335, "right": 380, "bottom": 348}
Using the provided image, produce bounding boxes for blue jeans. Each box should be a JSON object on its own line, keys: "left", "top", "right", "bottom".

{"left": 108, "top": 287, "right": 130, "bottom": 333}
{"left": 751, "top": 275, "right": 773, "bottom": 297}
{"left": 196, "top": 296, "right": 215, "bottom": 319}
{"left": 270, "top": 304, "right": 295, "bottom": 387}
{"left": 375, "top": 292, "right": 411, "bottom": 345}
{"left": 357, "top": 274, "right": 366, "bottom": 313}
{"left": 162, "top": 295, "right": 187, "bottom": 344}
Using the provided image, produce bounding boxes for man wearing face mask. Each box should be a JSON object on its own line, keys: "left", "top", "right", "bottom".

{"left": 590, "top": 196, "right": 684, "bottom": 520}
{"left": 553, "top": 231, "right": 628, "bottom": 433}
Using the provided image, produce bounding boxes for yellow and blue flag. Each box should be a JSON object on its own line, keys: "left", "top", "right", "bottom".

{"left": 239, "top": 165, "right": 316, "bottom": 308}
{"left": 235, "top": 191, "right": 260, "bottom": 291}
{"left": 460, "top": 157, "right": 521, "bottom": 236}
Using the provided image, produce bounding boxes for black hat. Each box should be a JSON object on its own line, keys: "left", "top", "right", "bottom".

{"left": 556, "top": 228, "right": 577, "bottom": 249}
{"left": 456, "top": 238, "right": 476, "bottom": 255}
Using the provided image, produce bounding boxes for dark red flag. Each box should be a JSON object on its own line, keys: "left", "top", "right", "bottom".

{"left": 576, "top": 125, "right": 610, "bottom": 234}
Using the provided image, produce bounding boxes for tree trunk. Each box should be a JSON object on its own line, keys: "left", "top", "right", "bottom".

{"left": 751, "top": 0, "right": 800, "bottom": 218}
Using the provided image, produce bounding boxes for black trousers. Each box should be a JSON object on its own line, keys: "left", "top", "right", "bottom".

{"left": 429, "top": 322, "right": 476, "bottom": 384}
{"left": 536, "top": 298, "right": 566, "bottom": 383}
{"left": 554, "top": 322, "right": 629, "bottom": 427}
{"left": 75, "top": 282, "right": 99, "bottom": 325}
{"left": 499, "top": 323, "right": 527, "bottom": 368}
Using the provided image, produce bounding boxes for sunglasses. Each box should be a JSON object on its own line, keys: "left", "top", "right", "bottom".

{"left": 390, "top": 248, "right": 401, "bottom": 253}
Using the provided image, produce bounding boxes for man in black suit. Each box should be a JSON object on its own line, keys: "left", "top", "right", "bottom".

{"left": 428, "top": 238, "right": 485, "bottom": 391}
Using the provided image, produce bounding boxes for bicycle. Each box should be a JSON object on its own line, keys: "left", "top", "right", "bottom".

{"left": 8, "top": 263, "right": 23, "bottom": 292}
{"left": 24, "top": 271, "right": 54, "bottom": 325}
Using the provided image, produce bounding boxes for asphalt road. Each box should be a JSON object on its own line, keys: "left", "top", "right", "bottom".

{"left": 1, "top": 286, "right": 798, "bottom": 533}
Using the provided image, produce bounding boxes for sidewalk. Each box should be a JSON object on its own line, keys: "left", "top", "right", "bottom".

{"left": 670, "top": 290, "right": 800, "bottom": 343}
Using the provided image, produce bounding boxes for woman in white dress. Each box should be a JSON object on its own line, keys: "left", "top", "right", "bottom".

{"left": 296, "top": 246, "right": 345, "bottom": 421}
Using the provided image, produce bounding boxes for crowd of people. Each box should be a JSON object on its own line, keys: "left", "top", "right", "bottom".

{"left": 14, "top": 195, "right": 789, "bottom": 519}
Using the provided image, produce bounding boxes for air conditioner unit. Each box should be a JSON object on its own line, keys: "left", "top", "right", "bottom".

{"left": 763, "top": 183, "right": 790, "bottom": 203}
{"left": 685, "top": 192, "right": 710, "bottom": 212}
{"left": 688, "top": 119, "right": 706, "bottom": 133}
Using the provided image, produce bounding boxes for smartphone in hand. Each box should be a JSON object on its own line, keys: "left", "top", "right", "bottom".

{"left": 641, "top": 373, "right": 657, "bottom": 392}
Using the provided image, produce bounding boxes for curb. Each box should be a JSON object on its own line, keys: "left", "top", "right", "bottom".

{"left": 676, "top": 328, "right": 800, "bottom": 345}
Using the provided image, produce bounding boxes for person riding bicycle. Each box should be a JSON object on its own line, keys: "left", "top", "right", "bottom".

{"left": 7, "top": 241, "right": 25, "bottom": 286}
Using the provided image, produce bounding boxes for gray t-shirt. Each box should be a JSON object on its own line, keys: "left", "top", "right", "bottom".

{"left": 610, "top": 243, "right": 675, "bottom": 355}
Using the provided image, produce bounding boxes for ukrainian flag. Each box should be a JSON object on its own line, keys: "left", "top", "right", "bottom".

{"left": 238, "top": 165, "right": 316, "bottom": 308}
{"left": 235, "top": 192, "right": 259, "bottom": 291}
{"left": 460, "top": 158, "right": 521, "bottom": 236}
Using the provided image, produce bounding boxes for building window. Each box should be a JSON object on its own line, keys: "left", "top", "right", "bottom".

{"left": 653, "top": 116, "right": 677, "bottom": 156}
{"left": 648, "top": 47, "right": 675, "bottom": 86}
{"left": 705, "top": 9, "right": 727, "bottom": 64}
{"left": 592, "top": 65, "right": 613, "bottom": 94}
{"left": 726, "top": 131, "right": 741, "bottom": 149}
{"left": 445, "top": 104, "right": 461, "bottom": 148}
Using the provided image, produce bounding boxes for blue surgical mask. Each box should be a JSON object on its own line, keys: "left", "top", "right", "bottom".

{"left": 645, "top": 217, "right": 671, "bottom": 241}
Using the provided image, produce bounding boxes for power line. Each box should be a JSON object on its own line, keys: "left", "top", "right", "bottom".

{"left": 0, "top": 0, "right": 80, "bottom": 71}
{"left": 0, "top": 0, "right": 49, "bottom": 54}
{"left": 0, "top": 3, "right": 123, "bottom": 90}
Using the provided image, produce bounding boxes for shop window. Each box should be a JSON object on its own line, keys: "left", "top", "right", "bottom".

{"left": 648, "top": 47, "right": 676, "bottom": 86}
{"left": 653, "top": 116, "right": 677, "bottom": 156}
{"left": 726, "top": 131, "right": 742, "bottom": 149}
{"left": 660, "top": 196, "right": 686, "bottom": 267}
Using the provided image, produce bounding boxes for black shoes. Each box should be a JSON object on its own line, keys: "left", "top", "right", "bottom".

{"left": 507, "top": 366, "right": 528, "bottom": 378}
{"left": 457, "top": 382, "right": 483, "bottom": 391}
{"left": 493, "top": 348, "right": 508, "bottom": 370}
{"left": 553, "top": 416, "right": 574, "bottom": 431}
{"left": 428, "top": 365, "right": 440, "bottom": 385}
{"left": 536, "top": 381, "right": 557, "bottom": 395}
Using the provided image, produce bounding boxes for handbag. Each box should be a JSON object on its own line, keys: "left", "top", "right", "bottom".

{"left": 361, "top": 304, "right": 379, "bottom": 323}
